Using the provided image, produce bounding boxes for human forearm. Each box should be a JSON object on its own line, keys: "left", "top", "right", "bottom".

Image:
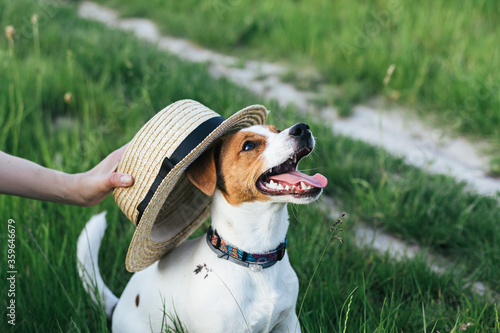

{"left": 0, "top": 147, "right": 133, "bottom": 206}
{"left": 0, "top": 152, "right": 78, "bottom": 204}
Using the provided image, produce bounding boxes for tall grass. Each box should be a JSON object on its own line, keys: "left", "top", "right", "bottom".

{"left": 298, "top": 128, "right": 500, "bottom": 291}
{"left": 0, "top": 0, "right": 499, "bottom": 332}
{"left": 93, "top": 0, "right": 500, "bottom": 144}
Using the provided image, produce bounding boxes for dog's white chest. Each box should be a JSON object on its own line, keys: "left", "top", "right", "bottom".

{"left": 243, "top": 269, "right": 299, "bottom": 332}
{"left": 189, "top": 258, "right": 299, "bottom": 332}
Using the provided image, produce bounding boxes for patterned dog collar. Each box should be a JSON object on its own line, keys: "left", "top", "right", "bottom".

{"left": 206, "top": 226, "right": 286, "bottom": 272}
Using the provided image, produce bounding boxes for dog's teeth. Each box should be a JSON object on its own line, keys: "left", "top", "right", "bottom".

{"left": 277, "top": 184, "right": 284, "bottom": 190}
{"left": 285, "top": 185, "right": 290, "bottom": 190}
{"left": 269, "top": 180, "right": 281, "bottom": 190}
{"left": 294, "top": 155, "right": 297, "bottom": 163}
{"left": 300, "top": 182, "right": 313, "bottom": 190}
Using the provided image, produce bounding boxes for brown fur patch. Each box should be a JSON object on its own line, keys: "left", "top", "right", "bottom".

{"left": 217, "top": 129, "right": 272, "bottom": 206}
{"left": 135, "top": 294, "right": 140, "bottom": 307}
{"left": 265, "top": 125, "right": 280, "bottom": 133}
{"left": 186, "top": 146, "right": 217, "bottom": 196}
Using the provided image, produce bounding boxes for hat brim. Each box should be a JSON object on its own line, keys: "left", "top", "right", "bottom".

{"left": 123, "top": 104, "right": 267, "bottom": 272}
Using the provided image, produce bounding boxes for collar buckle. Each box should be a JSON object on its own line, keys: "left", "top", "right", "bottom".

{"left": 249, "top": 263, "right": 263, "bottom": 273}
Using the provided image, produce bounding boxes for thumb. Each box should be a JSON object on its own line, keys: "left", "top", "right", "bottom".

{"left": 108, "top": 172, "right": 134, "bottom": 188}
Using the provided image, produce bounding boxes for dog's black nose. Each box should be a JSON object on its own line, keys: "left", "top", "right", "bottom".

{"left": 289, "top": 123, "right": 311, "bottom": 140}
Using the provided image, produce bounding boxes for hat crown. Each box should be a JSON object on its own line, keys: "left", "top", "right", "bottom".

{"left": 114, "top": 100, "right": 222, "bottom": 225}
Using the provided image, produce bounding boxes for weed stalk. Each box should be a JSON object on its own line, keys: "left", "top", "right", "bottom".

{"left": 32, "top": 14, "right": 43, "bottom": 105}
{"left": 295, "top": 212, "right": 346, "bottom": 332}
{"left": 342, "top": 288, "right": 356, "bottom": 333}
{"left": 5, "top": 25, "right": 24, "bottom": 155}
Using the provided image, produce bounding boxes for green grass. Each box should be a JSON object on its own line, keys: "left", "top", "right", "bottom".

{"left": 298, "top": 129, "right": 500, "bottom": 291}
{"left": 289, "top": 205, "right": 498, "bottom": 332}
{"left": 93, "top": 0, "right": 500, "bottom": 144}
{"left": 1, "top": 0, "right": 500, "bottom": 332}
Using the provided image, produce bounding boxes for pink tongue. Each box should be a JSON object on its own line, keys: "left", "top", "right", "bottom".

{"left": 269, "top": 170, "right": 328, "bottom": 188}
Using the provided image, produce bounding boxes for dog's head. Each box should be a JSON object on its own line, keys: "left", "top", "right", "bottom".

{"left": 186, "top": 123, "right": 327, "bottom": 206}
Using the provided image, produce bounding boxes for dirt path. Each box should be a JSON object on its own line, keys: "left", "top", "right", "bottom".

{"left": 78, "top": 1, "right": 499, "bottom": 300}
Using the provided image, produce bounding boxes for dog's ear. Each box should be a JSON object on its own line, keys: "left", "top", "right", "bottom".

{"left": 186, "top": 144, "right": 217, "bottom": 196}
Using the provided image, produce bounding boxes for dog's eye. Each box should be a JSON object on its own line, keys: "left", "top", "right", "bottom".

{"left": 242, "top": 141, "right": 257, "bottom": 151}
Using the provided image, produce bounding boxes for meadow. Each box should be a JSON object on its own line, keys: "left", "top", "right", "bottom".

{"left": 1, "top": 0, "right": 499, "bottom": 332}
{"left": 94, "top": 0, "right": 500, "bottom": 157}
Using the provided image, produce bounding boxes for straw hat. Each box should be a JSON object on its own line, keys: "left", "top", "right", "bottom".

{"left": 113, "top": 99, "right": 268, "bottom": 272}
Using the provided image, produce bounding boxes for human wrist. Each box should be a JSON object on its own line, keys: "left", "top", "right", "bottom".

{"left": 48, "top": 171, "right": 80, "bottom": 205}
{"left": 65, "top": 172, "right": 89, "bottom": 206}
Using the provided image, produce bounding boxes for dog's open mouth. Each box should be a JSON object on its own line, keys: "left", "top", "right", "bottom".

{"left": 257, "top": 147, "right": 328, "bottom": 197}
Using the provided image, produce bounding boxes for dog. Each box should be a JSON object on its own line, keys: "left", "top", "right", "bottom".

{"left": 77, "top": 122, "right": 327, "bottom": 332}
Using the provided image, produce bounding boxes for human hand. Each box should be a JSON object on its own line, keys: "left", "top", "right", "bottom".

{"left": 71, "top": 145, "right": 134, "bottom": 207}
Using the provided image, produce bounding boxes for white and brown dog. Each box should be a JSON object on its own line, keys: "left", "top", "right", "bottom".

{"left": 77, "top": 123, "right": 327, "bottom": 332}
